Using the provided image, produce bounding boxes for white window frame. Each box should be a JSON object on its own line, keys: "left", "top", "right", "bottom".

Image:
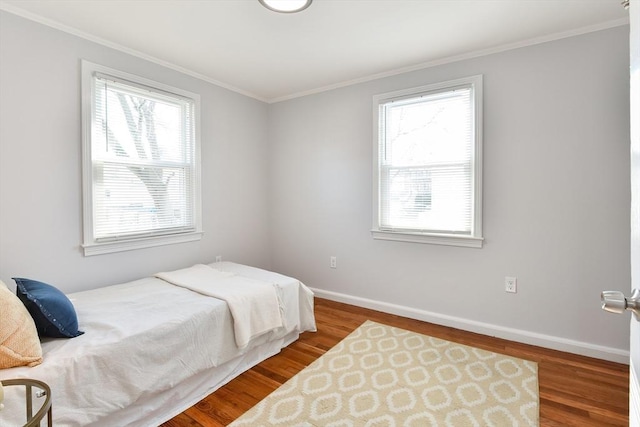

{"left": 372, "top": 75, "right": 483, "bottom": 248}
{"left": 81, "top": 60, "right": 202, "bottom": 256}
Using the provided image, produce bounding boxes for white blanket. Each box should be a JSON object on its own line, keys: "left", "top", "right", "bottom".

{"left": 155, "top": 264, "right": 283, "bottom": 348}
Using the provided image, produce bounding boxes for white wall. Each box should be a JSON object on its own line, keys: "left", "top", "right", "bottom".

{"left": 268, "top": 26, "right": 632, "bottom": 360}
{"left": 0, "top": 12, "right": 271, "bottom": 293}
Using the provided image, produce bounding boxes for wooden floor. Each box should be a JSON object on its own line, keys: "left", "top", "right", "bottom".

{"left": 162, "top": 298, "right": 630, "bottom": 427}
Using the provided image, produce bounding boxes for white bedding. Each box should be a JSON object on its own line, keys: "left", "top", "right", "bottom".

{"left": 0, "top": 262, "right": 316, "bottom": 427}
{"left": 154, "top": 264, "right": 283, "bottom": 348}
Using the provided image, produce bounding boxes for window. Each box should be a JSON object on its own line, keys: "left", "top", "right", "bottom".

{"left": 81, "top": 61, "right": 202, "bottom": 255}
{"left": 372, "top": 75, "right": 483, "bottom": 248}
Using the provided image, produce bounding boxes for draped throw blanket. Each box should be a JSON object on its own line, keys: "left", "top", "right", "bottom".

{"left": 155, "top": 264, "right": 283, "bottom": 348}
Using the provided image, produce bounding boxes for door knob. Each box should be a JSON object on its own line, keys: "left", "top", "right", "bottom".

{"left": 601, "top": 289, "right": 640, "bottom": 320}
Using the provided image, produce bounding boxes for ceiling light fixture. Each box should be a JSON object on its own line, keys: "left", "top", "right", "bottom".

{"left": 259, "top": 0, "right": 312, "bottom": 13}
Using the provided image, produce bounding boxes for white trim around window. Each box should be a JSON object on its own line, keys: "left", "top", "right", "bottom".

{"left": 81, "top": 61, "right": 202, "bottom": 256}
{"left": 372, "top": 75, "right": 483, "bottom": 248}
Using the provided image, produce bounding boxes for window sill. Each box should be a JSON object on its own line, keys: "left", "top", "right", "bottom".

{"left": 371, "top": 229, "right": 483, "bottom": 248}
{"left": 82, "top": 231, "right": 204, "bottom": 256}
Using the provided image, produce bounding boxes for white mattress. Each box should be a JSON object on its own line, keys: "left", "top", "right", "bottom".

{"left": 0, "top": 262, "right": 316, "bottom": 426}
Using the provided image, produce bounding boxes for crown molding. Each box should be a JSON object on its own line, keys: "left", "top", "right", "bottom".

{"left": 0, "top": 1, "right": 268, "bottom": 103}
{"left": 268, "top": 17, "right": 630, "bottom": 103}
{"left": 0, "top": 2, "right": 629, "bottom": 104}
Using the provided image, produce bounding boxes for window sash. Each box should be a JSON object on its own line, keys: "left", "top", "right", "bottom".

{"left": 92, "top": 161, "right": 195, "bottom": 241}
{"left": 379, "top": 163, "right": 472, "bottom": 235}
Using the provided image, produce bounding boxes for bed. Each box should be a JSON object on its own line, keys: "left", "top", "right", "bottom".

{"left": 0, "top": 261, "right": 316, "bottom": 426}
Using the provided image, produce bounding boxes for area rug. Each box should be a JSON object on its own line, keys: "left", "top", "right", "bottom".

{"left": 230, "top": 320, "right": 539, "bottom": 426}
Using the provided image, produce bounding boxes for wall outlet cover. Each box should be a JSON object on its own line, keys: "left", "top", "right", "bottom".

{"left": 505, "top": 276, "right": 517, "bottom": 293}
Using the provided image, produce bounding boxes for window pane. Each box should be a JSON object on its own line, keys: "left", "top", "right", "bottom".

{"left": 93, "top": 162, "right": 192, "bottom": 239}
{"left": 383, "top": 89, "right": 471, "bottom": 167}
{"left": 94, "top": 78, "right": 192, "bottom": 164}
{"left": 381, "top": 165, "right": 471, "bottom": 233}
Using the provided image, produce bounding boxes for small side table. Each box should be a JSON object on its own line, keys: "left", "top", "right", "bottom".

{"left": 1, "top": 379, "right": 52, "bottom": 427}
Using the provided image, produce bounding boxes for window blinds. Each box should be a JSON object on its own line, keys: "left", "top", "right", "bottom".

{"left": 378, "top": 86, "right": 474, "bottom": 235}
{"left": 92, "top": 74, "right": 196, "bottom": 240}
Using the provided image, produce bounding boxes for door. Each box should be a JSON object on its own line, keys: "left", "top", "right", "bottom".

{"left": 603, "top": 1, "right": 640, "bottom": 423}
{"left": 630, "top": 0, "right": 639, "bottom": 424}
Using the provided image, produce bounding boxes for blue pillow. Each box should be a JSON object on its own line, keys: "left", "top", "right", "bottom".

{"left": 13, "top": 278, "right": 84, "bottom": 338}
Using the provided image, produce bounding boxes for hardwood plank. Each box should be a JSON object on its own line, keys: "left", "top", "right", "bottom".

{"left": 161, "top": 412, "right": 204, "bottom": 427}
{"left": 161, "top": 297, "right": 629, "bottom": 426}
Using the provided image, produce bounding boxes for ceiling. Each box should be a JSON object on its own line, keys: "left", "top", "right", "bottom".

{"left": 0, "top": 0, "right": 629, "bottom": 103}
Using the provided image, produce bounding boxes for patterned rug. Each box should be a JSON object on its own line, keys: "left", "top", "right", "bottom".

{"left": 230, "top": 320, "right": 539, "bottom": 426}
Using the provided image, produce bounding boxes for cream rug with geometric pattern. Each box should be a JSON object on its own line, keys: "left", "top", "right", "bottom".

{"left": 230, "top": 320, "right": 539, "bottom": 427}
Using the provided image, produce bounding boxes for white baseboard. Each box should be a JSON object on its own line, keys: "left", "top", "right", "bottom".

{"left": 632, "top": 362, "right": 640, "bottom": 427}
{"left": 311, "top": 287, "right": 630, "bottom": 364}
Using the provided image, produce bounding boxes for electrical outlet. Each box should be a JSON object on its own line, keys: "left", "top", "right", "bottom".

{"left": 505, "top": 276, "right": 517, "bottom": 293}
{"left": 330, "top": 256, "right": 337, "bottom": 269}
{"left": 215, "top": 255, "right": 222, "bottom": 262}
